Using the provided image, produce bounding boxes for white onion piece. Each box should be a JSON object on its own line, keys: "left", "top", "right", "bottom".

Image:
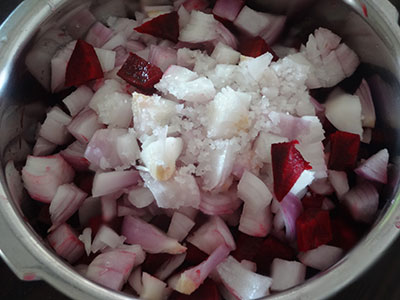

{"left": 280, "top": 193, "right": 303, "bottom": 240}
{"left": 141, "top": 171, "right": 201, "bottom": 209}
{"left": 141, "top": 136, "right": 183, "bottom": 181}
{"left": 355, "top": 149, "right": 389, "bottom": 184}
{"left": 328, "top": 170, "right": 349, "bottom": 200}
{"left": 149, "top": 45, "right": 178, "bottom": 72}
{"left": 268, "top": 112, "right": 325, "bottom": 144}
{"left": 234, "top": 6, "right": 271, "bottom": 37}
{"left": 336, "top": 43, "right": 360, "bottom": 77}
{"left": 61, "top": 7, "right": 96, "bottom": 39}
{"left": 62, "top": 85, "right": 94, "bottom": 117}
{"left": 170, "top": 244, "right": 230, "bottom": 295}
{"left": 47, "top": 223, "right": 84, "bottom": 264}
{"left": 325, "top": 89, "right": 363, "bottom": 136}
{"left": 101, "top": 192, "right": 120, "bottom": 222}
{"left": 79, "top": 197, "right": 101, "bottom": 227}
{"left": 154, "top": 253, "right": 187, "bottom": 281}
{"left": 128, "top": 267, "right": 143, "bottom": 295}
{"left": 78, "top": 227, "right": 92, "bottom": 256}
{"left": 342, "top": 182, "right": 379, "bottom": 223}
{"left": 86, "top": 245, "right": 145, "bottom": 291}
{"left": 187, "top": 216, "right": 235, "bottom": 255}
{"left": 85, "top": 21, "right": 113, "bottom": 48}
{"left": 84, "top": 128, "right": 127, "bottom": 170}
{"left": 22, "top": 154, "right": 75, "bottom": 203}
{"left": 167, "top": 212, "right": 195, "bottom": 242}
{"left": 355, "top": 79, "right": 376, "bottom": 128}
{"left": 122, "top": 215, "right": 186, "bottom": 254}
{"left": 140, "top": 272, "right": 167, "bottom": 300}
{"left": 273, "top": 210, "right": 285, "bottom": 231}
{"left": 175, "top": 206, "right": 199, "bottom": 221}
{"left": 216, "top": 256, "right": 272, "bottom": 300}
{"left": 240, "top": 260, "right": 257, "bottom": 272}
{"left": 91, "top": 225, "right": 126, "bottom": 253}
{"left": 207, "top": 87, "right": 251, "bottom": 139}
{"left": 94, "top": 48, "right": 116, "bottom": 72}
{"left": 116, "top": 129, "right": 141, "bottom": 167}
{"left": 321, "top": 198, "right": 335, "bottom": 210}
{"left": 67, "top": 108, "right": 105, "bottom": 143}
{"left": 155, "top": 65, "right": 216, "bottom": 103}
{"left": 89, "top": 79, "right": 132, "bottom": 128}
{"left": 212, "top": 0, "right": 243, "bottom": 21}
{"left": 362, "top": 128, "right": 372, "bottom": 144}
{"left": 270, "top": 258, "right": 306, "bottom": 291}
{"left": 298, "top": 245, "right": 343, "bottom": 271}
{"left": 199, "top": 189, "right": 242, "bottom": 216}
{"left": 39, "top": 107, "right": 72, "bottom": 145}
{"left": 296, "top": 142, "right": 327, "bottom": 179}
{"left": 128, "top": 187, "right": 155, "bottom": 208}
{"left": 102, "top": 32, "right": 126, "bottom": 50}
{"left": 260, "top": 14, "right": 286, "bottom": 45}
{"left": 143, "top": 5, "right": 173, "bottom": 18}
{"left": 60, "top": 140, "right": 90, "bottom": 171}
{"left": 309, "top": 178, "right": 334, "bottom": 196}
{"left": 254, "top": 132, "right": 288, "bottom": 164}
{"left": 211, "top": 42, "right": 240, "bottom": 65}
{"left": 179, "top": 11, "right": 219, "bottom": 43}
{"left": 201, "top": 140, "right": 237, "bottom": 191}
{"left": 238, "top": 171, "right": 273, "bottom": 237}
{"left": 49, "top": 183, "right": 87, "bottom": 230}
{"left": 215, "top": 22, "right": 238, "bottom": 49}
{"left": 126, "top": 39, "right": 146, "bottom": 53}
{"left": 289, "top": 170, "right": 315, "bottom": 199}
{"left": 33, "top": 137, "right": 57, "bottom": 156}
{"left": 50, "top": 41, "right": 75, "bottom": 93}
{"left": 92, "top": 170, "right": 140, "bottom": 197}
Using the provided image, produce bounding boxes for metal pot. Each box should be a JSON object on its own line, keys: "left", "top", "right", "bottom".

{"left": 1, "top": 0, "right": 400, "bottom": 299}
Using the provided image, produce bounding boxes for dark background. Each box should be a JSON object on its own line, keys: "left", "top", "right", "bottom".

{"left": 2, "top": 0, "right": 400, "bottom": 299}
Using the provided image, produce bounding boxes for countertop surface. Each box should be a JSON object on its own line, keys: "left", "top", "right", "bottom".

{"left": 2, "top": 0, "right": 400, "bottom": 299}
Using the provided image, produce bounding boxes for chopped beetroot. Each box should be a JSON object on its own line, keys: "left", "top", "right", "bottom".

{"left": 170, "top": 279, "right": 220, "bottom": 300}
{"left": 302, "top": 192, "right": 324, "bottom": 210}
{"left": 183, "top": 0, "right": 210, "bottom": 12}
{"left": 272, "top": 140, "right": 312, "bottom": 202}
{"left": 328, "top": 131, "right": 360, "bottom": 171}
{"left": 65, "top": 39, "right": 103, "bottom": 87}
{"left": 134, "top": 12, "right": 180, "bottom": 43}
{"left": 239, "top": 36, "right": 279, "bottom": 60}
{"left": 296, "top": 209, "right": 332, "bottom": 252}
{"left": 230, "top": 232, "right": 264, "bottom": 262}
{"left": 117, "top": 53, "right": 163, "bottom": 91}
{"left": 254, "top": 235, "right": 296, "bottom": 275}
{"left": 142, "top": 253, "right": 172, "bottom": 274}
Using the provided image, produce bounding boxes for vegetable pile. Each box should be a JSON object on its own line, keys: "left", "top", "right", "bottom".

{"left": 14, "top": 0, "right": 390, "bottom": 299}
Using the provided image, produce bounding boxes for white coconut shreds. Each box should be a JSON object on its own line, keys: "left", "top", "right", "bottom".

{"left": 131, "top": 46, "right": 322, "bottom": 193}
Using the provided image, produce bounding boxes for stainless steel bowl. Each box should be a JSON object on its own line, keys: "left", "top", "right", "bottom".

{"left": 1, "top": 0, "right": 400, "bottom": 299}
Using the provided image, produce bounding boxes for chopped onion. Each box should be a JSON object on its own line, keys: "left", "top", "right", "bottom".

{"left": 149, "top": 45, "right": 178, "bottom": 72}
{"left": 94, "top": 48, "right": 116, "bottom": 72}
{"left": 128, "top": 267, "right": 143, "bottom": 295}
{"left": 260, "top": 14, "right": 286, "bottom": 45}
{"left": 296, "top": 142, "right": 327, "bottom": 179}
{"left": 199, "top": 189, "right": 242, "bottom": 216}
{"left": 47, "top": 223, "right": 84, "bottom": 264}
{"left": 212, "top": 0, "right": 244, "bottom": 22}
{"left": 101, "top": 192, "right": 121, "bottom": 222}
{"left": 169, "top": 244, "right": 230, "bottom": 295}
{"left": 33, "top": 137, "right": 57, "bottom": 157}
{"left": 342, "top": 182, "right": 379, "bottom": 223}
{"left": 167, "top": 212, "right": 195, "bottom": 242}
{"left": 154, "top": 253, "right": 187, "bottom": 281}
{"left": 67, "top": 108, "right": 105, "bottom": 143}
{"left": 39, "top": 107, "right": 72, "bottom": 145}
{"left": 216, "top": 256, "right": 272, "bottom": 299}
{"left": 354, "top": 149, "right": 389, "bottom": 184}
{"left": 140, "top": 272, "right": 167, "bottom": 300}
{"left": 22, "top": 155, "right": 75, "bottom": 203}
{"left": 328, "top": 170, "right": 349, "bottom": 200}
{"left": 91, "top": 225, "right": 126, "bottom": 253}
{"left": 240, "top": 260, "right": 257, "bottom": 272}
{"left": 62, "top": 85, "right": 94, "bottom": 117}
{"left": 92, "top": 170, "right": 140, "bottom": 197}
{"left": 355, "top": 79, "right": 376, "bottom": 128}
{"left": 270, "top": 258, "right": 306, "bottom": 291}
{"left": 60, "top": 140, "right": 90, "bottom": 171}
{"left": 85, "top": 21, "right": 113, "bottom": 48}
{"left": 78, "top": 227, "right": 92, "bottom": 256}
{"left": 187, "top": 216, "right": 235, "bottom": 255}
{"left": 280, "top": 193, "right": 303, "bottom": 240}
{"left": 122, "top": 215, "right": 186, "bottom": 254}
{"left": 298, "top": 244, "right": 343, "bottom": 270}
{"left": 128, "top": 187, "right": 155, "bottom": 208}
{"left": 49, "top": 183, "right": 87, "bottom": 230}
{"left": 211, "top": 42, "right": 240, "bottom": 65}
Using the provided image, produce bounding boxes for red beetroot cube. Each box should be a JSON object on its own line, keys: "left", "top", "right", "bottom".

{"left": 117, "top": 53, "right": 163, "bottom": 91}
{"left": 65, "top": 39, "right": 103, "bottom": 87}
{"left": 134, "top": 11, "right": 179, "bottom": 43}
{"left": 302, "top": 192, "right": 324, "bottom": 210}
{"left": 272, "top": 140, "right": 312, "bottom": 202}
{"left": 170, "top": 279, "right": 220, "bottom": 300}
{"left": 239, "top": 36, "right": 279, "bottom": 60}
{"left": 328, "top": 131, "right": 360, "bottom": 171}
{"left": 330, "top": 214, "right": 366, "bottom": 251}
{"left": 253, "top": 235, "right": 295, "bottom": 274}
{"left": 296, "top": 209, "right": 333, "bottom": 252}
{"left": 231, "top": 232, "right": 264, "bottom": 262}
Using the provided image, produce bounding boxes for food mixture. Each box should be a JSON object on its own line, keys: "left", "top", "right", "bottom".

{"left": 11, "top": 0, "right": 391, "bottom": 299}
